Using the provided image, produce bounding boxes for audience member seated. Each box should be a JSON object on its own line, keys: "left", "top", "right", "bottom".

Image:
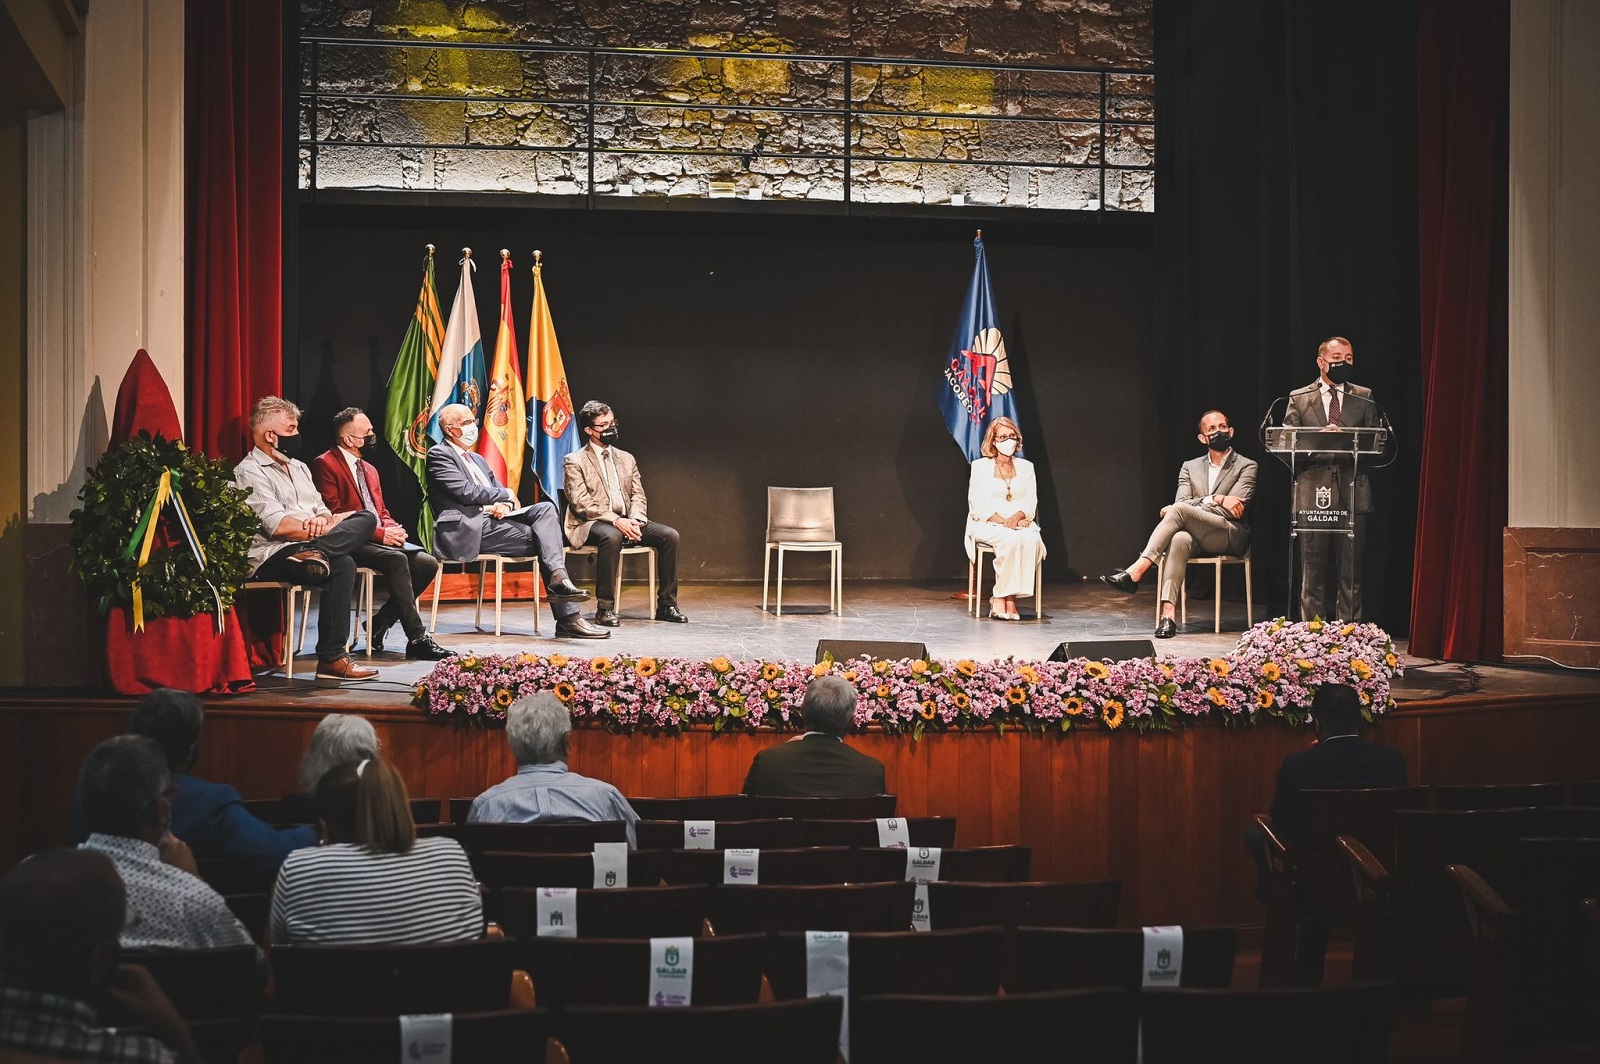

{"left": 0, "top": 848, "right": 202, "bottom": 1064}
{"left": 270, "top": 758, "right": 481, "bottom": 945}
{"left": 277, "top": 713, "right": 382, "bottom": 825}
{"left": 70, "top": 689, "right": 316, "bottom": 876}
{"left": 742, "top": 676, "right": 887, "bottom": 797}
{"left": 468, "top": 692, "right": 639, "bottom": 847}
{"left": 76, "top": 737, "right": 256, "bottom": 953}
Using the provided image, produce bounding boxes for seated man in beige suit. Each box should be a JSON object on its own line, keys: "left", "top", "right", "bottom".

{"left": 562, "top": 401, "right": 686, "bottom": 627}
{"left": 1098, "top": 409, "right": 1256, "bottom": 638}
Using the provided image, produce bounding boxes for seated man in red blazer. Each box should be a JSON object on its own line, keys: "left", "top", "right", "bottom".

{"left": 311, "top": 407, "right": 453, "bottom": 660}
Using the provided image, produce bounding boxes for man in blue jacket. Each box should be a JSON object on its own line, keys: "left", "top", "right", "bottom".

{"left": 70, "top": 689, "right": 316, "bottom": 879}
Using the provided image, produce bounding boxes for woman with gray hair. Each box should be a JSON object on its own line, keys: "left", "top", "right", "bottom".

{"left": 278, "top": 714, "right": 382, "bottom": 824}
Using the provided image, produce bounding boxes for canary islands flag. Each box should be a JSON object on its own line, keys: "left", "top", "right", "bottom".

{"left": 936, "top": 233, "right": 1020, "bottom": 462}
{"left": 427, "top": 249, "right": 486, "bottom": 442}
{"left": 527, "top": 253, "right": 578, "bottom": 502}
{"left": 475, "top": 252, "right": 529, "bottom": 494}
{"left": 383, "top": 247, "right": 443, "bottom": 548}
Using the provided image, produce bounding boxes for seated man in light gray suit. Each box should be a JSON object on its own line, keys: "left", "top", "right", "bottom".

{"left": 425, "top": 403, "right": 607, "bottom": 640}
{"left": 1099, "top": 410, "right": 1257, "bottom": 638}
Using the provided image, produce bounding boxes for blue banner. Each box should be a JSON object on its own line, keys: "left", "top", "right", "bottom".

{"left": 936, "top": 234, "right": 1020, "bottom": 461}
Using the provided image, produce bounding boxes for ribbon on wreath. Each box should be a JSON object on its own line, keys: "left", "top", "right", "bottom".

{"left": 123, "top": 468, "right": 226, "bottom": 633}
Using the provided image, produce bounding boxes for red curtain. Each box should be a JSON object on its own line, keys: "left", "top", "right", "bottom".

{"left": 186, "top": 0, "right": 283, "bottom": 462}
{"left": 1410, "top": 0, "right": 1509, "bottom": 661}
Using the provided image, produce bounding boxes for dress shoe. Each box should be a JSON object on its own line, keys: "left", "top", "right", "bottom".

{"left": 285, "top": 548, "right": 331, "bottom": 582}
{"left": 555, "top": 617, "right": 611, "bottom": 639}
{"left": 316, "top": 655, "right": 379, "bottom": 680}
{"left": 594, "top": 607, "right": 621, "bottom": 628}
{"left": 1155, "top": 617, "right": 1178, "bottom": 639}
{"left": 1099, "top": 570, "right": 1139, "bottom": 595}
{"left": 546, "top": 579, "right": 592, "bottom": 603}
{"left": 406, "top": 635, "right": 456, "bottom": 661}
{"left": 368, "top": 613, "right": 398, "bottom": 654}
{"left": 654, "top": 605, "right": 689, "bottom": 623}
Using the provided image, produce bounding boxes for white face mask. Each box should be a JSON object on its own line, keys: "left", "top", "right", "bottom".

{"left": 457, "top": 423, "right": 480, "bottom": 448}
{"left": 996, "top": 439, "right": 1019, "bottom": 457}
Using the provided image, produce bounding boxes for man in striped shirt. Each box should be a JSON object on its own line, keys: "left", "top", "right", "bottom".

{"left": 468, "top": 692, "right": 639, "bottom": 847}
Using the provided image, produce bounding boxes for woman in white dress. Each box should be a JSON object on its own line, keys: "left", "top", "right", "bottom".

{"left": 965, "top": 417, "right": 1046, "bottom": 620}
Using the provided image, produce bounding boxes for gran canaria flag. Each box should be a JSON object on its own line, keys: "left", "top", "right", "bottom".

{"left": 475, "top": 250, "right": 528, "bottom": 494}
{"left": 383, "top": 245, "right": 443, "bottom": 547}
{"left": 526, "top": 250, "right": 578, "bottom": 502}
{"left": 936, "top": 232, "right": 1020, "bottom": 462}
{"left": 426, "top": 248, "right": 486, "bottom": 442}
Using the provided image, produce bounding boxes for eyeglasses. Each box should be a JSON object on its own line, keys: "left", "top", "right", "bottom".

{"left": 993, "top": 434, "right": 1020, "bottom": 443}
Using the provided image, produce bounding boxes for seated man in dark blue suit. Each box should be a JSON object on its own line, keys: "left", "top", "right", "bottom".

{"left": 1247, "top": 682, "right": 1406, "bottom": 984}
{"left": 70, "top": 689, "right": 316, "bottom": 879}
{"left": 742, "top": 677, "right": 887, "bottom": 797}
{"left": 424, "top": 403, "right": 605, "bottom": 639}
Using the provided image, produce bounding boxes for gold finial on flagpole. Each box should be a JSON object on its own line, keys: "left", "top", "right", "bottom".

{"left": 976, "top": 229, "right": 982, "bottom": 240}
{"left": 533, "top": 250, "right": 543, "bottom": 267}
{"left": 500, "top": 248, "right": 510, "bottom": 260}
{"left": 426, "top": 243, "right": 435, "bottom": 256}
{"left": 462, "top": 247, "right": 472, "bottom": 258}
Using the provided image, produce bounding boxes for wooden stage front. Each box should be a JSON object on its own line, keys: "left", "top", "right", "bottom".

{"left": 3, "top": 681, "right": 1596, "bottom": 929}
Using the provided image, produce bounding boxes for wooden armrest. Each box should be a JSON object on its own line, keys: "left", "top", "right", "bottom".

{"left": 510, "top": 969, "right": 536, "bottom": 1010}
{"left": 1338, "top": 834, "right": 1390, "bottom": 901}
{"left": 1449, "top": 862, "right": 1512, "bottom": 939}
{"left": 1253, "top": 813, "right": 1288, "bottom": 858}
{"left": 484, "top": 922, "right": 506, "bottom": 940}
{"left": 544, "top": 1037, "right": 571, "bottom": 1064}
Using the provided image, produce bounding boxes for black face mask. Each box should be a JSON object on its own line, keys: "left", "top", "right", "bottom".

{"left": 273, "top": 432, "right": 304, "bottom": 457}
{"left": 358, "top": 434, "right": 380, "bottom": 458}
{"left": 598, "top": 426, "right": 619, "bottom": 446}
{"left": 1324, "top": 362, "right": 1353, "bottom": 386}
{"left": 1206, "top": 430, "right": 1233, "bottom": 452}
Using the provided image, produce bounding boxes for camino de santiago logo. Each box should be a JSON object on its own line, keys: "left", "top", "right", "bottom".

{"left": 1316, "top": 485, "right": 1332, "bottom": 509}
{"left": 946, "top": 327, "right": 1013, "bottom": 426}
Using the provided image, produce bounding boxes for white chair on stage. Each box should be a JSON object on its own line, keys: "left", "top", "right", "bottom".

{"left": 428, "top": 554, "right": 542, "bottom": 638}
{"left": 1156, "top": 551, "right": 1254, "bottom": 633}
{"left": 968, "top": 545, "right": 1044, "bottom": 620}
{"left": 292, "top": 566, "right": 380, "bottom": 657}
{"left": 241, "top": 581, "right": 313, "bottom": 681}
{"left": 558, "top": 491, "right": 657, "bottom": 615}
{"left": 762, "top": 486, "right": 842, "bottom": 617}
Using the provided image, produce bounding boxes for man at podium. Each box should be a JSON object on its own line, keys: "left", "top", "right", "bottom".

{"left": 1283, "top": 337, "right": 1378, "bottom": 622}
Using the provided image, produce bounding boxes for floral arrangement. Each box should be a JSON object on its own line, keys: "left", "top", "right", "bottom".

{"left": 413, "top": 618, "right": 1402, "bottom": 738}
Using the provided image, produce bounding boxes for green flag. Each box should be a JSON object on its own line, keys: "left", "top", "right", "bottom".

{"left": 385, "top": 247, "right": 444, "bottom": 549}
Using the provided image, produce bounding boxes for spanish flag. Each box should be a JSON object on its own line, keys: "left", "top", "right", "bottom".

{"left": 527, "top": 251, "right": 578, "bottom": 503}
{"left": 475, "top": 251, "right": 528, "bottom": 494}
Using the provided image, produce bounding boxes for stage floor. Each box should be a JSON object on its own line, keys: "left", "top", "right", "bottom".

{"left": 254, "top": 580, "right": 1600, "bottom": 710}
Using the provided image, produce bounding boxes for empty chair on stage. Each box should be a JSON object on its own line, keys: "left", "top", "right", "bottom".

{"left": 965, "top": 417, "right": 1045, "bottom": 622}
{"left": 467, "top": 692, "right": 639, "bottom": 847}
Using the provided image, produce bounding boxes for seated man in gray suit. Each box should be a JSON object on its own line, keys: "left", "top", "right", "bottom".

{"left": 425, "top": 403, "right": 607, "bottom": 640}
{"left": 1099, "top": 409, "right": 1257, "bottom": 638}
{"left": 742, "top": 677, "right": 887, "bottom": 797}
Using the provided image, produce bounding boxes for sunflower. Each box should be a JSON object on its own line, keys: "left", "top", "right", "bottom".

{"left": 843, "top": 670, "right": 858, "bottom": 683}
{"left": 1207, "top": 686, "right": 1228, "bottom": 706}
{"left": 955, "top": 660, "right": 977, "bottom": 677}
{"left": 1064, "top": 697, "right": 1085, "bottom": 717}
{"left": 1259, "top": 661, "right": 1282, "bottom": 682}
{"left": 1307, "top": 618, "right": 1324, "bottom": 632}
{"left": 1208, "top": 658, "right": 1231, "bottom": 677}
{"left": 1006, "top": 686, "right": 1027, "bottom": 705}
{"left": 1084, "top": 661, "right": 1111, "bottom": 680}
{"left": 760, "top": 662, "right": 783, "bottom": 681}
{"left": 811, "top": 661, "right": 831, "bottom": 678}
{"left": 919, "top": 700, "right": 938, "bottom": 720}
{"left": 547, "top": 653, "right": 568, "bottom": 668}
{"left": 1351, "top": 659, "right": 1373, "bottom": 680}
{"left": 553, "top": 682, "right": 576, "bottom": 702}
{"left": 1257, "top": 689, "right": 1275, "bottom": 710}
{"left": 635, "top": 657, "right": 659, "bottom": 678}
{"left": 589, "top": 657, "right": 612, "bottom": 674}
{"left": 517, "top": 653, "right": 540, "bottom": 666}
{"left": 765, "top": 688, "right": 781, "bottom": 701}
{"left": 1159, "top": 663, "right": 1174, "bottom": 678}
{"left": 726, "top": 689, "right": 744, "bottom": 705}
{"left": 461, "top": 656, "right": 480, "bottom": 669}
{"left": 1385, "top": 652, "right": 1399, "bottom": 668}
{"left": 1102, "top": 699, "right": 1125, "bottom": 730}
{"left": 911, "top": 659, "right": 929, "bottom": 675}
{"left": 710, "top": 656, "right": 733, "bottom": 673}
{"left": 952, "top": 691, "right": 971, "bottom": 710}
{"left": 1339, "top": 623, "right": 1356, "bottom": 636}
{"left": 1296, "top": 658, "right": 1316, "bottom": 672}
{"left": 494, "top": 688, "right": 514, "bottom": 708}
{"left": 872, "top": 660, "right": 891, "bottom": 675}
{"left": 875, "top": 684, "right": 891, "bottom": 699}
{"left": 1018, "top": 664, "right": 1040, "bottom": 685}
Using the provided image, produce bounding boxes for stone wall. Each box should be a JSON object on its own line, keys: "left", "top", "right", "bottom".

{"left": 299, "top": 0, "right": 1154, "bottom": 209}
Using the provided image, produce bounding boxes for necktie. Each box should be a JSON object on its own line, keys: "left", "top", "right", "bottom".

{"left": 603, "top": 450, "right": 627, "bottom": 514}
{"left": 353, "top": 462, "right": 377, "bottom": 514}
{"left": 1327, "top": 386, "right": 1342, "bottom": 427}
{"left": 463, "top": 450, "right": 492, "bottom": 489}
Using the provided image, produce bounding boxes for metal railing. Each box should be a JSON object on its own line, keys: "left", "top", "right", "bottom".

{"left": 298, "top": 37, "right": 1155, "bottom": 213}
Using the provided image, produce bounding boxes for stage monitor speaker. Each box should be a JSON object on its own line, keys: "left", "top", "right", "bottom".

{"left": 816, "top": 640, "right": 929, "bottom": 664}
{"left": 1048, "top": 639, "right": 1155, "bottom": 663}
